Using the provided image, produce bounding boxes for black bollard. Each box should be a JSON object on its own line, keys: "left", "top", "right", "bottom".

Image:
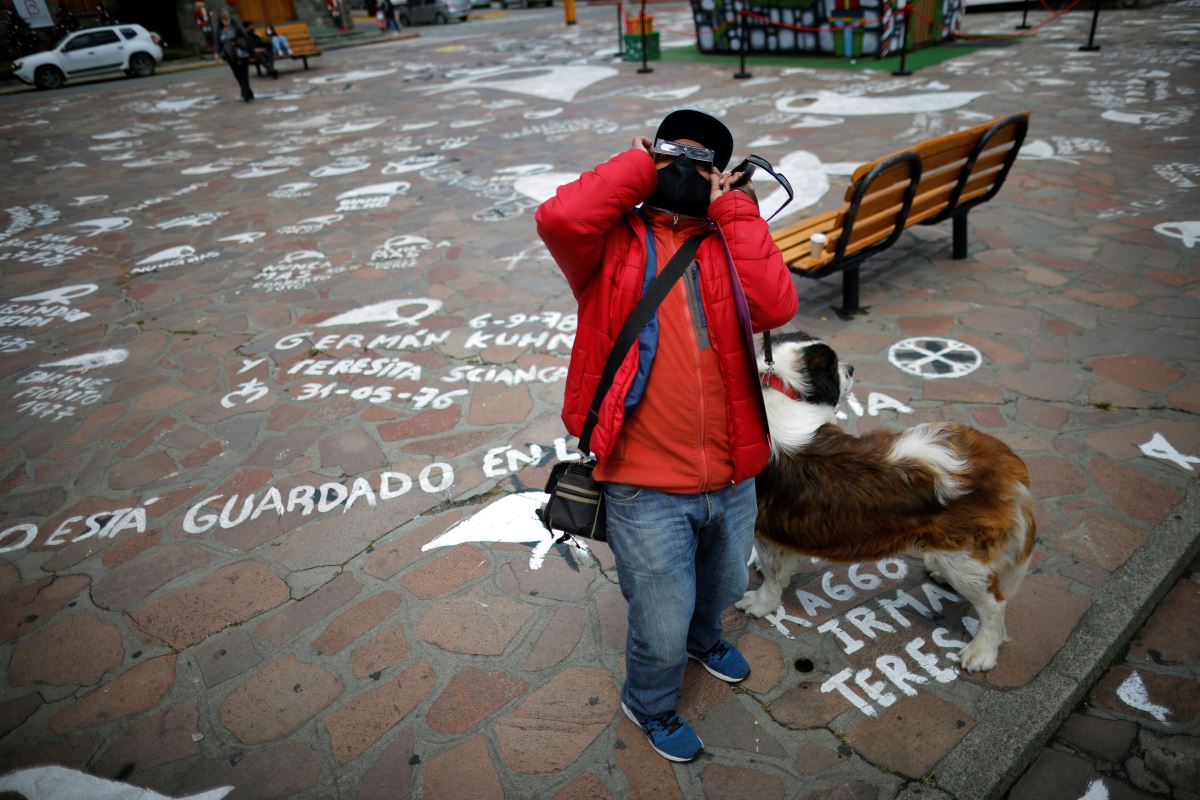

{"left": 892, "top": 7, "right": 912, "bottom": 76}
{"left": 734, "top": 3, "right": 752, "bottom": 79}
{"left": 637, "top": 0, "right": 652, "bottom": 73}
{"left": 1079, "top": 0, "right": 1102, "bottom": 51}
{"left": 1015, "top": 0, "right": 1031, "bottom": 30}
{"left": 616, "top": 1, "right": 624, "bottom": 59}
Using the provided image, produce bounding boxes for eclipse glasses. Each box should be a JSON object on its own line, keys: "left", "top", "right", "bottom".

{"left": 652, "top": 138, "right": 716, "bottom": 163}
{"left": 652, "top": 140, "right": 795, "bottom": 223}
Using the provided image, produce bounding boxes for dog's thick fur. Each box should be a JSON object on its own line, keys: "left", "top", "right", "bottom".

{"left": 738, "top": 332, "right": 1036, "bottom": 671}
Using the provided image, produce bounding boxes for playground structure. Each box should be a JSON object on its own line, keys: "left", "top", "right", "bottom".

{"left": 689, "top": 0, "right": 965, "bottom": 58}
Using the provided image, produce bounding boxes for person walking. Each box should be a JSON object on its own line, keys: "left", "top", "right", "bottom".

{"left": 535, "top": 109, "right": 797, "bottom": 762}
{"left": 382, "top": 0, "right": 400, "bottom": 33}
{"left": 215, "top": 9, "right": 254, "bottom": 102}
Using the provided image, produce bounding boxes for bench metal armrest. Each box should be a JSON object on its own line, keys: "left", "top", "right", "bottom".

{"left": 947, "top": 112, "right": 1029, "bottom": 214}
{"left": 836, "top": 150, "right": 922, "bottom": 263}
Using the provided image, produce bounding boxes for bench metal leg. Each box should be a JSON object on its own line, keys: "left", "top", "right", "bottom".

{"left": 953, "top": 212, "right": 969, "bottom": 260}
{"left": 302, "top": 56, "right": 309, "bottom": 69}
{"left": 833, "top": 265, "right": 867, "bottom": 319}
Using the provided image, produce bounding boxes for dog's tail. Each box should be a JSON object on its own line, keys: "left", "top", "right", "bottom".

{"left": 886, "top": 423, "right": 970, "bottom": 505}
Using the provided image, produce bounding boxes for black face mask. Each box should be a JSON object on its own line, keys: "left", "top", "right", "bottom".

{"left": 645, "top": 157, "right": 711, "bottom": 219}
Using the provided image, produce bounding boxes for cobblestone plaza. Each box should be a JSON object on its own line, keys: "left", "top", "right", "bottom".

{"left": 0, "top": 3, "right": 1197, "bottom": 798}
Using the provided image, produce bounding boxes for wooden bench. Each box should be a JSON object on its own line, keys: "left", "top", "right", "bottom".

{"left": 772, "top": 112, "right": 1030, "bottom": 317}
{"left": 250, "top": 22, "right": 322, "bottom": 73}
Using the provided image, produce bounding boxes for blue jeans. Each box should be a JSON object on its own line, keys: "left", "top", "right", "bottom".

{"left": 604, "top": 479, "right": 756, "bottom": 720}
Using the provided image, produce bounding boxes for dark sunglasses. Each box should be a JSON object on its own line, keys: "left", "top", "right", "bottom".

{"left": 730, "top": 154, "right": 795, "bottom": 222}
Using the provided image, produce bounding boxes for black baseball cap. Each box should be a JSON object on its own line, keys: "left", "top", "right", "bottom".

{"left": 655, "top": 109, "right": 734, "bottom": 171}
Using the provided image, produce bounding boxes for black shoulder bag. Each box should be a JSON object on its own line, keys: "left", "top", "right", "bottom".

{"left": 537, "top": 230, "right": 709, "bottom": 543}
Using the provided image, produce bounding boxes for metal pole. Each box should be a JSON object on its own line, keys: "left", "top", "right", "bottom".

{"left": 564, "top": 0, "right": 576, "bottom": 25}
{"left": 1079, "top": 0, "right": 1101, "bottom": 51}
{"left": 734, "top": 2, "right": 752, "bottom": 79}
{"left": 637, "top": 0, "right": 652, "bottom": 73}
{"left": 616, "top": 1, "right": 624, "bottom": 59}
{"left": 1015, "top": 0, "right": 1031, "bottom": 30}
{"left": 892, "top": 4, "right": 911, "bottom": 76}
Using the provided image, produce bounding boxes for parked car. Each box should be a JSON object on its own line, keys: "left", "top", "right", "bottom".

{"left": 397, "top": 0, "right": 473, "bottom": 24}
{"left": 13, "top": 24, "right": 163, "bottom": 90}
{"left": 470, "top": 0, "right": 492, "bottom": 7}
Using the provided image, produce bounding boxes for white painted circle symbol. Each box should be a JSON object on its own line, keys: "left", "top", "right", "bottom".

{"left": 888, "top": 337, "right": 982, "bottom": 379}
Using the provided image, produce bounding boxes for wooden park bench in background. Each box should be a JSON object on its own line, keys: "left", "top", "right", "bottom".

{"left": 250, "top": 22, "right": 322, "bottom": 73}
{"left": 771, "top": 112, "right": 1031, "bottom": 317}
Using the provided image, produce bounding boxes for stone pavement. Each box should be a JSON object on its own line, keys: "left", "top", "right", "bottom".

{"left": 1008, "top": 556, "right": 1200, "bottom": 800}
{"left": 0, "top": 2, "right": 1197, "bottom": 799}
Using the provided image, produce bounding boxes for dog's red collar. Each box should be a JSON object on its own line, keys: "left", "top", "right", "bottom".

{"left": 762, "top": 373, "right": 804, "bottom": 401}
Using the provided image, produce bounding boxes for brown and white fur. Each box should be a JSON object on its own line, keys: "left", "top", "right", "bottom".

{"left": 739, "top": 332, "right": 1036, "bottom": 672}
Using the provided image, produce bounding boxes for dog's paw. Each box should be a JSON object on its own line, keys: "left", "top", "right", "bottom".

{"left": 736, "top": 590, "right": 774, "bottom": 618}
{"left": 958, "top": 640, "right": 998, "bottom": 672}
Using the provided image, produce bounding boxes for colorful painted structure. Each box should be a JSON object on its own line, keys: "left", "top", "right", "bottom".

{"left": 689, "top": 0, "right": 965, "bottom": 58}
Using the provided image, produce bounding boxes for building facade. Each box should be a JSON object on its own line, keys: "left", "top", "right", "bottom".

{"left": 689, "top": 0, "right": 965, "bottom": 58}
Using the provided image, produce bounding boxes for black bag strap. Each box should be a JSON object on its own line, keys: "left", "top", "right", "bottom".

{"left": 578, "top": 230, "right": 709, "bottom": 454}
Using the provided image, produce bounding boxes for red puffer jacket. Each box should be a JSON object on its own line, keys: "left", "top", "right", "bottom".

{"left": 535, "top": 148, "right": 798, "bottom": 484}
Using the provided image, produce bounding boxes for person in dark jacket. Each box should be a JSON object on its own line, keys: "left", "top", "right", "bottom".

{"left": 216, "top": 9, "right": 254, "bottom": 102}
{"left": 382, "top": 0, "right": 400, "bottom": 32}
{"left": 245, "top": 27, "right": 278, "bottom": 79}
{"left": 536, "top": 109, "right": 797, "bottom": 762}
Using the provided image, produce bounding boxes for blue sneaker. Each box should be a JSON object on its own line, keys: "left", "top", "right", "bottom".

{"left": 688, "top": 639, "right": 750, "bottom": 683}
{"left": 621, "top": 702, "right": 703, "bottom": 762}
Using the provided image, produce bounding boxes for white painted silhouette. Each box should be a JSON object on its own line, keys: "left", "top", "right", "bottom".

{"left": 1154, "top": 221, "right": 1200, "bottom": 248}
{"left": 336, "top": 181, "right": 410, "bottom": 199}
{"left": 40, "top": 348, "right": 128, "bottom": 373}
{"left": 1139, "top": 433, "right": 1200, "bottom": 471}
{"left": 218, "top": 232, "right": 267, "bottom": 244}
{"left": 232, "top": 166, "right": 290, "bottom": 179}
{"left": 424, "top": 65, "right": 618, "bottom": 103}
{"left": 777, "top": 91, "right": 987, "bottom": 116}
{"left": 137, "top": 245, "right": 196, "bottom": 265}
{"left": 0, "top": 766, "right": 231, "bottom": 800}
{"left": 320, "top": 120, "right": 387, "bottom": 135}
{"left": 306, "top": 68, "right": 398, "bottom": 85}
{"left": 317, "top": 298, "right": 443, "bottom": 327}
{"left": 424, "top": 491, "right": 579, "bottom": 570}
{"left": 9, "top": 284, "right": 98, "bottom": 306}
{"left": 311, "top": 158, "right": 372, "bottom": 178}
{"left": 523, "top": 108, "right": 563, "bottom": 120}
{"left": 1116, "top": 671, "right": 1170, "bottom": 723}
{"left": 383, "top": 155, "right": 443, "bottom": 174}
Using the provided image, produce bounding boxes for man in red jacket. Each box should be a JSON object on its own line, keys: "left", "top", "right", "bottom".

{"left": 536, "top": 109, "right": 797, "bottom": 762}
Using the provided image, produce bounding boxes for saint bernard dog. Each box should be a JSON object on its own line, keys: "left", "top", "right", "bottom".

{"left": 739, "top": 331, "right": 1036, "bottom": 672}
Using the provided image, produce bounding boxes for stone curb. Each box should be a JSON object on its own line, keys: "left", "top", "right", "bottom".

{"left": 937, "top": 481, "right": 1200, "bottom": 800}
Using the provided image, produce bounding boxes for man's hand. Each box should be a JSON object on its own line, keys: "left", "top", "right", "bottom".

{"left": 631, "top": 136, "right": 653, "bottom": 156}
{"left": 710, "top": 170, "right": 756, "bottom": 205}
